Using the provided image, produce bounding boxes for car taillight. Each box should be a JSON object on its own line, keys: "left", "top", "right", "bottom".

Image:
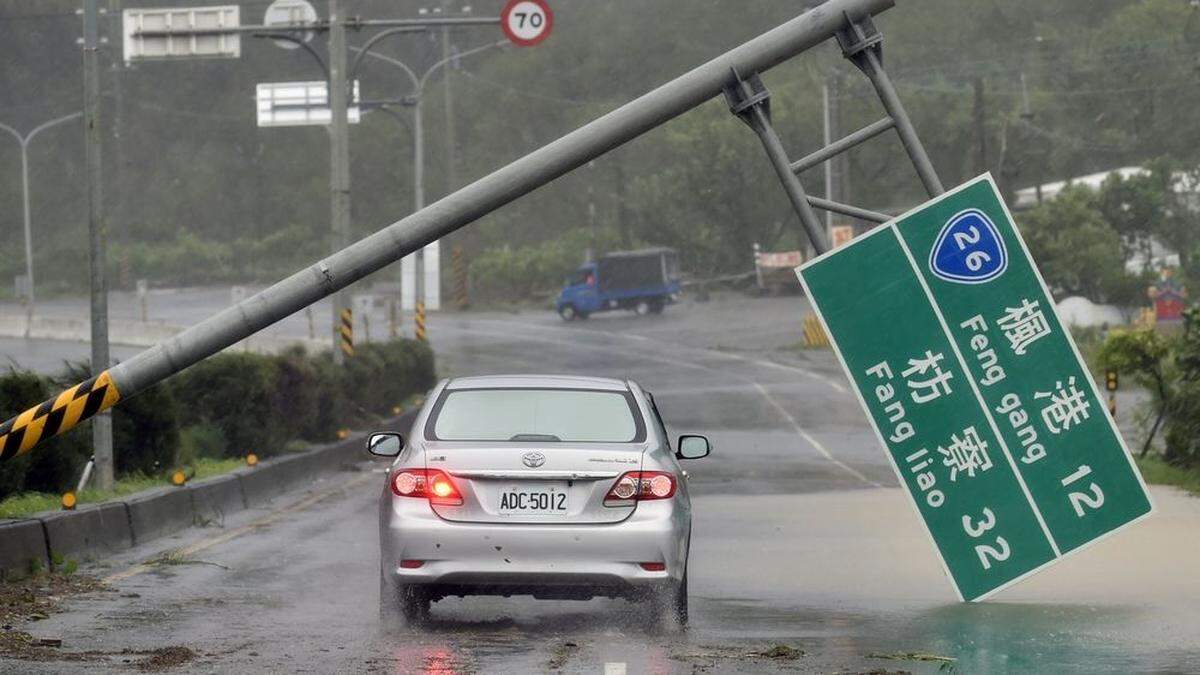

{"left": 604, "top": 471, "right": 676, "bottom": 505}
{"left": 391, "top": 468, "right": 463, "bottom": 506}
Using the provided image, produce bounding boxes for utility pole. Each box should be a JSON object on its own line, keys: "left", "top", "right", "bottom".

{"left": 822, "top": 76, "right": 837, "bottom": 236}
{"left": 414, "top": 94, "right": 427, "bottom": 341}
{"left": 441, "top": 2, "right": 460, "bottom": 193}
{"left": 107, "top": 0, "right": 127, "bottom": 290}
{"left": 83, "top": 0, "right": 114, "bottom": 489}
{"left": 328, "top": 0, "right": 352, "bottom": 364}
{"left": 973, "top": 76, "right": 988, "bottom": 175}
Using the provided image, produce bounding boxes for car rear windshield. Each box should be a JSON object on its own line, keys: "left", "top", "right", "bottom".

{"left": 426, "top": 388, "right": 645, "bottom": 442}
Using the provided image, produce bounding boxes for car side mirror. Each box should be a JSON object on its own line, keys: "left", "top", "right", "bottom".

{"left": 676, "top": 434, "right": 710, "bottom": 460}
{"left": 367, "top": 432, "right": 404, "bottom": 458}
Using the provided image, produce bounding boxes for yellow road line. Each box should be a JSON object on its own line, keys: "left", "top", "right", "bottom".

{"left": 104, "top": 472, "right": 376, "bottom": 584}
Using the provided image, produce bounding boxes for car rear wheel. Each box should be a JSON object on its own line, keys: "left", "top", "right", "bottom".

{"left": 634, "top": 300, "right": 651, "bottom": 316}
{"left": 558, "top": 304, "right": 578, "bottom": 321}
{"left": 644, "top": 571, "right": 688, "bottom": 632}
{"left": 400, "top": 586, "right": 431, "bottom": 623}
{"left": 380, "top": 574, "right": 431, "bottom": 625}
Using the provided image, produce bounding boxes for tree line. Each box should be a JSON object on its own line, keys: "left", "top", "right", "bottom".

{"left": 1, "top": 0, "right": 1199, "bottom": 296}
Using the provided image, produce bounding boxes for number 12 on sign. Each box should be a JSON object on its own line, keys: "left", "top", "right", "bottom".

{"left": 797, "top": 175, "right": 1152, "bottom": 601}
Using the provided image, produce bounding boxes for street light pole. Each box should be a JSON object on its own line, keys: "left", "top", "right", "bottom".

{"left": 0, "top": 113, "right": 83, "bottom": 335}
{"left": 352, "top": 40, "right": 506, "bottom": 323}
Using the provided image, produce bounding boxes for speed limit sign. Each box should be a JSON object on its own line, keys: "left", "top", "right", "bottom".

{"left": 501, "top": 0, "right": 552, "bottom": 47}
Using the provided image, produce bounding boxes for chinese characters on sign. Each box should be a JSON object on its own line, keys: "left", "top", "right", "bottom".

{"left": 797, "top": 175, "right": 1152, "bottom": 601}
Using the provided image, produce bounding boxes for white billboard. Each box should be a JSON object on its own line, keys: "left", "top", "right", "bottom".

{"left": 123, "top": 5, "right": 241, "bottom": 62}
{"left": 256, "top": 81, "right": 362, "bottom": 127}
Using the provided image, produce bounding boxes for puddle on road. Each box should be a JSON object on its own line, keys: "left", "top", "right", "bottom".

{"left": 895, "top": 601, "right": 1200, "bottom": 673}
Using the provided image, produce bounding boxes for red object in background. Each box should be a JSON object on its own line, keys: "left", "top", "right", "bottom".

{"left": 1156, "top": 293, "right": 1185, "bottom": 322}
{"left": 500, "top": 0, "right": 553, "bottom": 47}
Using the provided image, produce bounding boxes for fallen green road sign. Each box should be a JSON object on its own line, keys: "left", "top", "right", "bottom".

{"left": 796, "top": 174, "right": 1153, "bottom": 601}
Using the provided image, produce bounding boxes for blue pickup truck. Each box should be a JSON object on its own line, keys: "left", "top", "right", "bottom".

{"left": 556, "top": 248, "right": 682, "bottom": 320}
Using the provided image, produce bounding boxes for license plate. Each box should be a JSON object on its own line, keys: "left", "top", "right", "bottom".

{"left": 497, "top": 485, "right": 568, "bottom": 514}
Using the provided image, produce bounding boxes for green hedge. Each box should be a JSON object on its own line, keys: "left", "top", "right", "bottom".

{"left": 0, "top": 339, "right": 435, "bottom": 500}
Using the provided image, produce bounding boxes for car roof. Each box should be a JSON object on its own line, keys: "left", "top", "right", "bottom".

{"left": 445, "top": 374, "right": 630, "bottom": 391}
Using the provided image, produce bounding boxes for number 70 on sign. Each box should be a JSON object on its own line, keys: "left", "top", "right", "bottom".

{"left": 502, "top": 0, "right": 554, "bottom": 47}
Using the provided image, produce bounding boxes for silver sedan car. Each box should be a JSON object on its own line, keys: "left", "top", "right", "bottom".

{"left": 367, "top": 374, "right": 711, "bottom": 629}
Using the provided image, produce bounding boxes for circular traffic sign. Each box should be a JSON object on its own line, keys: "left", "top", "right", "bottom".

{"left": 263, "top": 0, "right": 318, "bottom": 50}
{"left": 501, "top": 0, "right": 553, "bottom": 47}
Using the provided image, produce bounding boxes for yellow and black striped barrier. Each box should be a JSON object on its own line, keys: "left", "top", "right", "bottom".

{"left": 803, "top": 314, "right": 830, "bottom": 348}
{"left": 339, "top": 308, "right": 354, "bottom": 358}
{"left": 0, "top": 371, "right": 120, "bottom": 461}
{"left": 452, "top": 245, "right": 469, "bottom": 310}
{"left": 415, "top": 300, "right": 427, "bottom": 342}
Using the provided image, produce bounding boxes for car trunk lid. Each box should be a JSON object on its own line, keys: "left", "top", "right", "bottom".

{"left": 423, "top": 442, "right": 645, "bottom": 524}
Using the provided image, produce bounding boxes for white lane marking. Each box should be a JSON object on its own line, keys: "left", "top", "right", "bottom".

{"left": 435, "top": 321, "right": 879, "bottom": 488}
{"left": 752, "top": 381, "right": 882, "bottom": 488}
{"left": 718, "top": 351, "right": 848, "bottom": 394}
{"left": 463, "top": 317, "right": 851, "bottom": 396}
{"left": 604, "top": 663, "right": 627, "bottom": 675}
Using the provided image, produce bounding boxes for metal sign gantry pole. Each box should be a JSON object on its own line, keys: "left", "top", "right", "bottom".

{"left": 0, "top": 0, "right": 898, "bottom": 460}
{"left": 726, "top": 15, "right": 943, "bottom": 257}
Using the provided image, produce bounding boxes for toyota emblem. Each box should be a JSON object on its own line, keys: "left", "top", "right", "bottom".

{"left": 522, "top": 451, "right": 546, "bottom": 468}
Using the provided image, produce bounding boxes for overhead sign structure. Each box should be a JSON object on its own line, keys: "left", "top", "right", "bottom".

{"left": 797, "top": 174, "right": 1153, "bottom": 601}
{"left": 501, "top": 0, "right": 553, "bottom": 47}
{"left": 256, "top": 81, "right": 361, "bottom": 127}
{"left": 123, "top": 5, "right": 241, "bottom": 63}
{"left": 262, "top": 0, "right": 319, "bottom": 50}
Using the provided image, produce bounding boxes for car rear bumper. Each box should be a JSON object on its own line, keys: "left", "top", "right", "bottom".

{"left": 379, "top": 493, "right": 688, "bottom": 599}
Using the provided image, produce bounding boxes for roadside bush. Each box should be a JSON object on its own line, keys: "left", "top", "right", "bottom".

{"left": 269, "top": 346, "right": 324, "bottom": 442}
{"left": 178, "top": 423, "right": 226, "bottom": 465}
{"left": 1099, "top": 308, "right": 1200, "bottom": 467}
{"left": 174, "top": 353, "right": 282, "bottom": 459}
{"left": 58, "top": 362, "right": 182, "bottom": 477}
{"left": 470, "top": 236, "right": 588, "bottom": 303}
{"left": 309, "top": 357, "right": 352, "bottom": 442}
{"left": 0, "top": 338, "right": 435, "bottom": 501}
{"left": 339, "top": 340, "right": 437, "bottom": 426}
{"left": 0, "top": 369, "right": 90, "bottom": 496}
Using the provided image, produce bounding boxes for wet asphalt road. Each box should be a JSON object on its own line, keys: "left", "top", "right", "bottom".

{"left": 1, "top": 293, "right": 1199, "bottom": 673}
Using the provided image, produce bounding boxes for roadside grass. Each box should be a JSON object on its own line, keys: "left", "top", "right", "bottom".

{"left": 1136, "top": 455, "right": 1200, "bottom": 497}
{"left": 0, "top": 457, "right": 245, "bottom": 519}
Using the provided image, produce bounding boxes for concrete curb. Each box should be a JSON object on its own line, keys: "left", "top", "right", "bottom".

{"left": 188, "top": 474, "right": 247, "bottom": 526}
{"left": 125, "top": 487, "right": 195, "bottom": 546}
{"left": 0, "top": 519, "right": 51, "bottom": 580}
{"left": 38, "top": 502, "right": 133, "bottom": 563}
{"left": 0, "top": 407, "right": 422, "bottom": 572}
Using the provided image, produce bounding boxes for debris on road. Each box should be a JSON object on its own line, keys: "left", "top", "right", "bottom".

{"left": 868, "top": 651, "right": 957, "bottom": 670}
{"left": 546, "top": 639, "right": 580, "bottom": 670}
{"left": 134, "top": 645, "right": 197, "bottom": 672}
{"left": 0, "top": 570, "right": 107, "bottom": 630}
{"left": 670, "top": 642, "right": 807, "bottom": 668}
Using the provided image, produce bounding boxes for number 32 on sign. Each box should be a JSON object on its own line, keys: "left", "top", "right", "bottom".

{"left": 796, "top": 174, "right": 1153, "bottom": 602}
